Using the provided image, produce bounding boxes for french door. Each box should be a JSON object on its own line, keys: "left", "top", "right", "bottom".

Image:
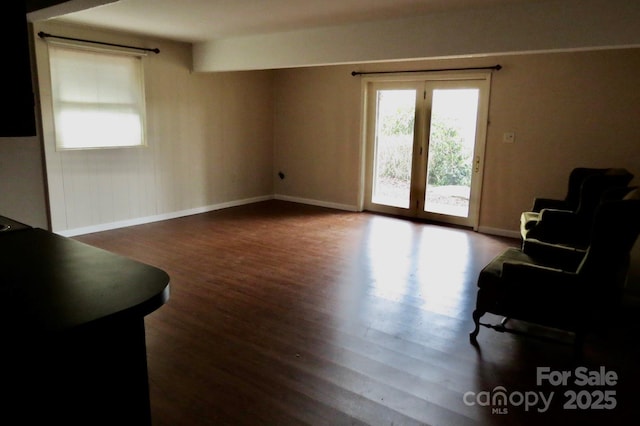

{"left": 363, "top": 74, "right": 491, "bottom": 229}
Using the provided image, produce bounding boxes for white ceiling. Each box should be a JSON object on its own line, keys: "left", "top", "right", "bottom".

{"left": 51, "top": 0, "right": 548, "bottom": 43}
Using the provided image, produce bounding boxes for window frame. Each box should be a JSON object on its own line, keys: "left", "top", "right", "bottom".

{"left": 46, "top": 41, "right": 148, "bottom": 151}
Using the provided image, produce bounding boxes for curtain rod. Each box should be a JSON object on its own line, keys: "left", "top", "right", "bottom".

{"left": 38, "top": 31, "right": 160, "bottom": 54}
{"left": 351, "top": 64, "right": 501, "bottom": 76}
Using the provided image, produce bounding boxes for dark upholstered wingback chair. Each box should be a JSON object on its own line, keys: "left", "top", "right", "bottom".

{"left": 531, "top": 167, "right": 611, "bottom": 212}
{"left": 471, "top": 188, "right": 640, "bottom": 347}
{"left": 520, "top": 168, "right": 634, "bottom": 248}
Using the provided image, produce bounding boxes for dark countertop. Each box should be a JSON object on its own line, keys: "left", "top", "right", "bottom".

{"left": 0, "top": 215, "right": 31, "bottom": 233}
{"left": 0, "top": 219, "right": 170, "bottom": 335}
{"left": 0, "top": 215, "right": 170, "bottom": 424}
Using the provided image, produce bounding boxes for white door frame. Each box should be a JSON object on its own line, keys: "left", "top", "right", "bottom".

{"left": 358, "top": 72, "right": 492, "bottom": 230}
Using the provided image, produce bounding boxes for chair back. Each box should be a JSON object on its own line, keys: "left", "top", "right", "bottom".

{"left": 564, "top": 167, "right": 610, "bottom": 211}
{"left": 574, "top": 168, "right": 634, "bottom": 218}
{"left": 577, "top": 190, "right": 640, "bottom": 293}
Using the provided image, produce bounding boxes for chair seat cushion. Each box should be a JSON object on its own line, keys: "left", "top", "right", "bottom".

{"left": 475, "top": 248, "right": 580, "bottom": 329}
{"left": 477, "top": 248, "right": 533, "bottom": 291}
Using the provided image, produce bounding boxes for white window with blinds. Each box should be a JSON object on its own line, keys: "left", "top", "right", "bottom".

{"left": 47, "top": 43, "right": 147, "bottom": 150}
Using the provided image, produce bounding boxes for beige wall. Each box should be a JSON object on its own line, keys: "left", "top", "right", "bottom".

{"left": 34, "top": 22, "right": 274, "bottom": 234}
{"left": 273, "top": 48, "right": 640, "bottom": 234}
{"left": 0, "top": 22, "right": 48, "bottom": 229}
{"left": 0, "top": 137, "right": 48, "bottom": 228}
{"left": 483, "top": 49, "right": 640, "bottom": 232}
{"left": 273, "top": 66, "right": 363, "bottom": 209}
{"left": 22, "top": 20, "right": 640, "bottom": 244}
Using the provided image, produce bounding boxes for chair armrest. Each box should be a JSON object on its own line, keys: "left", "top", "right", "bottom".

{"left": 538, "top": 208, "right": 575, "bottom": 224}
{"left": 526, "top": 208, "right": 578, "bottom": 242}
{"left": 501, "top": 261, "right": 602, "bottom": 312}
{"left": 502, "top": 261, "right": 578, "bottom": 289}
{"left": 522, "top": 238, "right": 586, "bottom": 271}
{"left": 532, "top": 198, "right": 570, "bottom": 212}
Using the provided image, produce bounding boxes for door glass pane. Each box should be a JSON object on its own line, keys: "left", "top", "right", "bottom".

{"left": 425, "top": 89, "right": 479, "bottom": 217}
{"left": 371, "top": 90, "right": 416, "bottom": 209}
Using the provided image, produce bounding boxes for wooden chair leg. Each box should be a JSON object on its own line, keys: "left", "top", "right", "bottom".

{"left": 470, "top": 309, "right": 483, "bottom": 343}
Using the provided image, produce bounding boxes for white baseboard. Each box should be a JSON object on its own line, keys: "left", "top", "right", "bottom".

{"left": 58, "top": 193, "right": 517, "bottom": 239}
{"left": 274, "top": 194, "right": 359, "bottom": 212}
{"left": 477, "top": 226, "right": 521, "bottom": 239}
{"left": 57, "top": 195, "right": 274, "bottom": 237}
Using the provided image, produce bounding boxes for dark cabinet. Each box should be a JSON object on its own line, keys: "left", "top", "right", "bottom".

{"left": 1, "top": 1, "right": 36, "bottom": 137}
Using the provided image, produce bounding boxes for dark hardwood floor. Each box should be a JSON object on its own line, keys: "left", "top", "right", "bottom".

{"left": 74, "top": 200, "right": 640, "bottom": 425}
